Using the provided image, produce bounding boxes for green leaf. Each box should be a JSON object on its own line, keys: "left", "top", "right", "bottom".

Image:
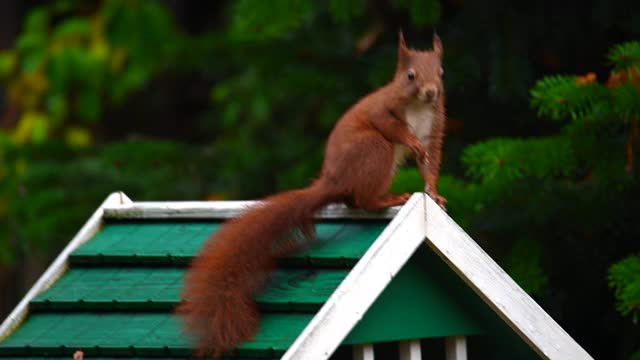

{"left": 329, "top": 0, "right": 365, "bottom": 23}
{"left": 53, "top": 18, "right": 92, "bottom": 40}
{"left": 0, "top": 50, "right": 16, "bottom": 77}
{"left": 46, "top": 93, "right": 68, "bottom": 125}
{"left": 462, "top": 137, "right": 577, "bottom": 185}
{"left": 392, "top": 0, "right": 441, "bottom": 27}
{"left": 31, "top": 114, "right": 49, "bottom": 143}
{"left": 16, "top": 32, "right": 48, "bottom": 54}
{"left": 609, "top": 255, "right": 640, "bottom": 322}
{"left": 65, "top": 127, "right": 92, "bottom": 148}
{"left": 24, "top": 7, "right": 50, "bottom": 33}
{"left": 530, "top": 75, "right": 609, "bottom": 122}
{"left": 76, "top": 90, "right": 101, "bottom": 122}
{"left": 230, "top": 0, "right": 315, "bottom": 41}
{"left": 21, "top": 48, "right": 48, "bottom": 73}
{"left": 506, "top": 239, "right": 548, "bottom": 297}
{"left": 607, "top": 41, "right": 640, "bottom": 70}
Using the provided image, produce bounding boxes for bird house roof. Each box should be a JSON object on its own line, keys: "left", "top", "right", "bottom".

{"left": 0, "top": 193, "right": 592, "bottom": 360}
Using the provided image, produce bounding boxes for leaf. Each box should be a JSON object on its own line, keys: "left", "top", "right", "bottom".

{"left": 13, "top": 112, "right": 49, "bottom": 144}
{"left": 392, "top": 0, "right": 441, "bottom": 27}
{"left": 65, "top": 127, "right": 92, "bottom": 148}
{"left": 24, "top": 7, "right": 50, "bottom": 33}
{"left": 329, "top": 0, "right": 365, "bottom": 23}
{"left": 609, "top": 255, "right": 640, "bottom": 321}
{"left": 506, "top": 239, "right": 548, "bottom": 296}
{"left": 0, "top": 50, "right": 16, "bottom": 78}
{"left": 607, "top": 41, "right": 640, "bottom": 70}
{"left": 16, "top": 32, "right": 48, "bottom": 53}
{"left": 76, "top": 90, "right": 102, "bottom": 122}
{"left": 53, "top": 18, "right": 92, "bottom": 40}
{"left": 230, "top": 0, "right": 315, "bottom": 41}
{"left": 46, "top": 93, "right": 68, "bottom": 125}
{"left": 20, "top": 47, "right": 48, "bottom": 73}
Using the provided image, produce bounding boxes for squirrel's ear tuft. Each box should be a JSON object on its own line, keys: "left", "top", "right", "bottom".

{"left": 399, "top": 30, "right": 407, "bottom": 49}
{"left": 433, "top": 33, "right": 443, "bottom": 58}
{"left": 397, "top": 30, "right": 410, "bottom": 69}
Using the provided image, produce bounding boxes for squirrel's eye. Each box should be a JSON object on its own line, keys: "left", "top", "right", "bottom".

{"left": 407, "top": 69, "right": 416, "bottom": 81}
{"left": 439, "top": 67, "right": 444, "bottom": 76}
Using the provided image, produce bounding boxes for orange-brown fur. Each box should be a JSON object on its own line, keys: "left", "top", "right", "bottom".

{"left": 178, "top": 33, "right": 447, "bottom": 358}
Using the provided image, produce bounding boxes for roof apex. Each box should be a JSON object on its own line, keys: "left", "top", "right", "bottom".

{"left": 283, "top": 193, "right": 594, "bottom": 360}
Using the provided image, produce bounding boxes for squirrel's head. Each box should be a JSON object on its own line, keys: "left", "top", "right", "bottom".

{"left": 394, "top": 31, "right": 444, "bottom": 104}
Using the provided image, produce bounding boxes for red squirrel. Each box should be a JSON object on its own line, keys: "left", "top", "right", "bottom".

{"left": 178, "top": 32, "right": 447, "bottom": 358}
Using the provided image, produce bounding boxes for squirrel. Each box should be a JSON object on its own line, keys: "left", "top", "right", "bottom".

{"left": 178, "top": 32, "right": 447, "bottom": 358}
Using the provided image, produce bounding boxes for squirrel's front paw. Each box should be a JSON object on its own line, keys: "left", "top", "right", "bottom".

{"left": 433, "top": 194, "right": 447, "bottom": 210}
{"left": 408, "top": 139, "right": 427, "bottom": 164}
{"left": 424, "top": 187, "right": 447, "bottom": 211}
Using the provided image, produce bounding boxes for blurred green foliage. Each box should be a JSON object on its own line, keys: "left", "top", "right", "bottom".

{"left": 610, "top": 255, "right": 640, "bottom": 323}
{"left": 0, "top": 1, "right": 639, "bottom": 358}
{"left": 393, "top": 40, "right": 640, "bottom": 338}
{"left": 0, "top": 0, "right": 188, "bottom": 146}
{"left": 0, "top": 139, "right": 219, "bottom": 264}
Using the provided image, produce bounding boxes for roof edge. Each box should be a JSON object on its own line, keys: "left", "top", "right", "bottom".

{"left": 283, "top": 193, "right": 427, "bottom": 359}
{"left": 103, "top": 201, "right": 400, "bottom": 220}
{"left": 283, "top": 193, "right": 594, "bottom": 360}
{"left": 422, "top": 195, "right": 592, "bottom": 360}
{"left": 0, "top": 191, "right": 132, "bottom": 341}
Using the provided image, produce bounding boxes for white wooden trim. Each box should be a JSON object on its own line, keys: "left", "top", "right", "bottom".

{"left": 399, "top": 340, "right": 421, "bottom": 360}
{"left": 0, "top": 192, "right": 131, "bottom": 341}
{"left": 353, "top": 344, "right": 375, "bottom": 360}
{"left": 445, "top": 336, "right": 467, "bottom": 360}
{"left": 102, "top": 201, "right": 400, "bottom": 220}
{"left": 2, "top": 191, "right": 594, "bottom": 360}
{"left": 422, "top": 195, "right": 593, "bottom": 360}
{"left": 281, "top": 194, "right": 426, "bottom": 360}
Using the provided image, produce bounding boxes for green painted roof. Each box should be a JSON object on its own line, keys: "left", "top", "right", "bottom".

{"left": 0, "top": 216, "right": 537, "bottom": 359}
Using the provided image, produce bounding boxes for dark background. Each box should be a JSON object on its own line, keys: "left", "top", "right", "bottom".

{"left": 0, "top": 1, "right": 639, "bottom": 358}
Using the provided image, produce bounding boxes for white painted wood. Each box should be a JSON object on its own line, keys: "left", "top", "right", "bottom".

{"left": 103, "top": 201, "right": 400, "bottom": 220}
{"left": 399, "top": 339, "right": 421, "bottom": 360}
{"left": 445, "top": 336, "right": 467, "bottom": 360}
{"left": 0, "top": 192, "right": 131, "bottom": 341}
{"left": 422, "top": 195, "right": 593, "bottom": 360}
{"left": 353, "top": 343, "right": 375, "bottom": 360}
{"left": 3, "top": 191, "right": 594, "bottom": 360}
{"left": 281, "top": 194, "right": 426, "bottom": 360}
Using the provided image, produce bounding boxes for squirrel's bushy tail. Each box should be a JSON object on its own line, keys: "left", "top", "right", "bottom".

{"left": 177, "top": 180, "right": 339, "bottom": 358}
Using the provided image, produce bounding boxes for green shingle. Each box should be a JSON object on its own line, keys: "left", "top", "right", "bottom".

{"left": 1, "top": 220, "right": 388, "bottom": 359}
{"left": 32, "top": 268, "right": 349, "bottom": 312}
{"left": 0, "top": 313, "right": 311, "bottom": 358}
{"left": 70, "top": 222, "right": 386, "bottom": 267}
{"left": 0, "top": 214, "right": 537, "bottom": 360}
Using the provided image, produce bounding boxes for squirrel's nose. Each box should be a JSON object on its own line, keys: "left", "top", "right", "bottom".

{"left": 421, "top": 84, "right": 438, "bottom": 102}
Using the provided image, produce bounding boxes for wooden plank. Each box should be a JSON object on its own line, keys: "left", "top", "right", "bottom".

{"left": 422, "top": 195, "right": 593, "bottom": 360}
{"left": 399, "top": 340, "right": 421, "bottom": 360}
{"left": 282, "top": 194, "right": 426, "bottom": 360}
{"left": 0, "top": 192, "right": 131, "bottom": 341}
{"left": 445, "top": 337, "right": 466, "bottom": 360}
{"left": 352, "top": 344, "right": 374, "bottom": 360}
{"left": 103, "top": 201, "right": 400, "bottom": 220}
{"left": 31, "top": 268, "right": 349, "bottom": 312}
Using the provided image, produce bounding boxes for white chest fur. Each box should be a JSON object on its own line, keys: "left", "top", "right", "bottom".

{"left": 393, "top": 103, "right": 435, "bottom": 168}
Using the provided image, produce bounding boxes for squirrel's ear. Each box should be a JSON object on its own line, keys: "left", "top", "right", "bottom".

{"left": 432, "top": 33, "right": 443, "bottom": 59}
{"left": 398, "top": 30, "right": 410, "bottom": 69}
{"left": 399, "top": 30, "right": 407, "bottom": 49}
